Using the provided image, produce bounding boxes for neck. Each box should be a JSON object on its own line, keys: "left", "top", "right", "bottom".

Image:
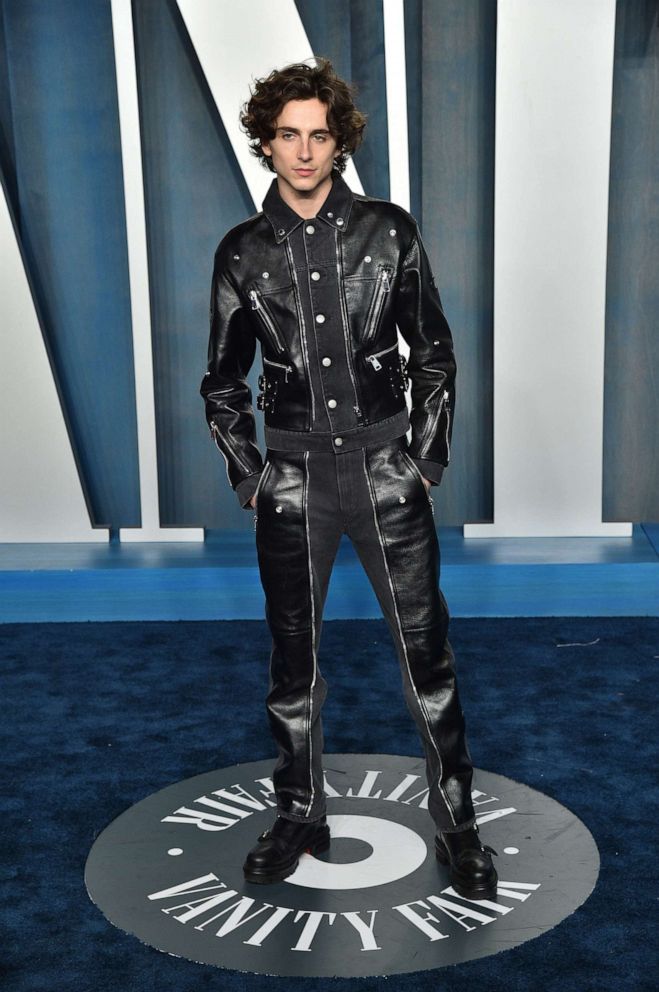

{"left": 276, "top": 172, "right": 334, "bottom": 220}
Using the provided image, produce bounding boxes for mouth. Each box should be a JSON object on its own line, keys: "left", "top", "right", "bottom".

{"left": 294, "top": 168, "right": 315, "bottom": 176}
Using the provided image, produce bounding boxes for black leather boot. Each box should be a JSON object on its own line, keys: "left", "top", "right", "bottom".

{"left": 435, "top": 822, "right": 499, "bottom": 900}
{"left": 243, "top": 814, "right": 331, "bottom": 884}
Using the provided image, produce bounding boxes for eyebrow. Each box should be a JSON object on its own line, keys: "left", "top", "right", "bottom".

{"left": 275, "top": 126, "right": 330, "bottom": 135}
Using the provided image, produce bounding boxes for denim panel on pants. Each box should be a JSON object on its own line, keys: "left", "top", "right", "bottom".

{"left": 254, "top": 435, "right": 476, "bottom": 833}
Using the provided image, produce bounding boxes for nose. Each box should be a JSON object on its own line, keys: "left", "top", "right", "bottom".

{"left": 298, "top": 139, "right": 312, "bottom": 161}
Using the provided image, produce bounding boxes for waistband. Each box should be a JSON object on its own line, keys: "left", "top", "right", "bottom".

{"left": 263, "top": 407, "right": 410, "bottom": 453}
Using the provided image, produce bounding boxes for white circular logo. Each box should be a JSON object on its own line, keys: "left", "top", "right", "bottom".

{"left": 288, "top": 814, "right": 427, "bottom": 889}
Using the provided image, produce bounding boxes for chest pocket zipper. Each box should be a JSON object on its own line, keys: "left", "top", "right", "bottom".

{"left": 362, "top": 265, "right": 392, "bottom": 348}
{"left": 364, "top": 340, "right": 398, "bottom": 371}
{"left": 249, "top": 288, "right": 286, "bottom": 354}
{"left": 263, "top": 355, "right": 294, "bottom": 382}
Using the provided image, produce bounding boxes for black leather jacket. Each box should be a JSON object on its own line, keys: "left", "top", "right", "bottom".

{"left": 201, "top": 171, "right": 456, "bottom": 508}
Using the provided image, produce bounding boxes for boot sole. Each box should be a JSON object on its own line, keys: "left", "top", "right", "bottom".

{"left": 243, "top": 826, "right": 331, "bottom": 885}
{"left": 435, "top": 841, "right": 498, "bottom": 901}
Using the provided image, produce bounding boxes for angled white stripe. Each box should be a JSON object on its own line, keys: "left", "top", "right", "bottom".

{"left": 0, "top": 183, "right": 107, "bottom": 542}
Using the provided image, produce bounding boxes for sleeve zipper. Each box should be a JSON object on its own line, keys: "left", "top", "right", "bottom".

{"left": 209, "top": 419, "right": 253, "bottom": 474}
{"left": 418, "top": 386, "right": 450, "bottom": 458}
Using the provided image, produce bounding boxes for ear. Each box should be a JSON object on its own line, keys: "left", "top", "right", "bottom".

{"left": 262, "top": 141, "right": 272, "bottom": 157}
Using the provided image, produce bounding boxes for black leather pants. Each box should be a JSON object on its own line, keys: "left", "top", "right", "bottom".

{"left": 253, "top": 435, "right": 477, "bottom": 834}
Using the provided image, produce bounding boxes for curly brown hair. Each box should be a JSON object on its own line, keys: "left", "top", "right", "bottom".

{"left": 239, "top": 56, "right": 367, "bottom": 174}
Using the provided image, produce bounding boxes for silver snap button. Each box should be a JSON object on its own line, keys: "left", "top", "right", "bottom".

{"left": 334, "top": 437, "right": 343, "bottom": 446}
{"left": 315, "top": 313, "right": 325, "bottom": 324}
{"left": 305, "top": 224, "right": 315, "bottom": 234}
{"left": 311, "top": 271, "right": 321, "bottom": 281}
{"left": 389, "top": 228, "right": 396, "bottom": 236}
{"left": 275, "top": 505, "right": 283, "bottom": 513}
{"left": 262, "top": 271, "right": 269, "bottom": 279}
{"left": 433, "top": 339, "right": 440, "bottom": 344}
{"left": 399, "top": 495, "right": 406, "bottom": 503}
{"left": 278, "top": 228, "right": 285, "bottom": 236}
{"left": 322, "top": 357, "right": 332, "bottom": 367}
{"left": 326, "top": 211, "right": 334, "bottom": 218}
{"left": 364, "top": 255, "right": 372, "bottom": 262}
{"left": 328, "top": 398, "right": 337, "bottom": 409}
{"left": 233, "top": 253, "right": 240, "bottom": 260}
{"left": 336, "top": 217, "right": 344, "bottom": 225}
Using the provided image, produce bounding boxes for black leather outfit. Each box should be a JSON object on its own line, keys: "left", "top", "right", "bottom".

{"left": 200, "top": 170, "right": 477, "bottom": 834}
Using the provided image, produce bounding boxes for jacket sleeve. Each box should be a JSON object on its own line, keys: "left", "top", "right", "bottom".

{"left": 395, "top": 222, "right": 457, "bottom": 485}
{"left": 200, "top": 246, "right": 264, "bottom": 507}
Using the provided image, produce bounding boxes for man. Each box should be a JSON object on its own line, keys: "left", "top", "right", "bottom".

{"left": 200, "top": 58, "right": 498, "bottom": 900}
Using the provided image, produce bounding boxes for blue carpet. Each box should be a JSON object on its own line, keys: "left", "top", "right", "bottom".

{"left": 1, "top": 617, "right": 658, "bottom": 990}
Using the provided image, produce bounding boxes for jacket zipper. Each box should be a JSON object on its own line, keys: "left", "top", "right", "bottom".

{"left": 263, "top": 355, "right": 294, "bottom": 382}
{"left": 362, "top": 265, "right": 392, "bottom": 349}
{"left": 364, "top": 340, "right": 398, "bottom": 371}
{"left": 248, "top": 288, "right": 286, "bottom": 354}
{"left": 291, "top": 238, "right": 315, "bottom": 427}
{"left": 418, "top": 387, "right": 450, "bottom": 457}
{"left": 444, "top": 398, "right": 452, "bottom": 461}
{"left": 334, "top": 229, "right": 364, "bottom": 420}
{"left": 209, "top": 419, "right": 252, "bottom": 474}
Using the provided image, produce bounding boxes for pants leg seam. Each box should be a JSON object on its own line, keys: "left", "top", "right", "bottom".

{"left": 302, "top": 450, "right": 316, "bottom": 818}
{"left": 361, "top": 448, "right": 458, "bottom": 828}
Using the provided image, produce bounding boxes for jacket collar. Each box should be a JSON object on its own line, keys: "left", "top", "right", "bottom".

{"left": 262, "top": 170, "right": 354, "bottom": 244}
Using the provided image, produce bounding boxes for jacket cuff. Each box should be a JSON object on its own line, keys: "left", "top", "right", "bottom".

{"left": 236, "top": 471, "right": 262, "bottom": 509}
{"left": 411, "top": 457, "right": 445, "bottom": 487}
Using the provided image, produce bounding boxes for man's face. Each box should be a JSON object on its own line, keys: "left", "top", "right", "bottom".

{"left": 261, "top": 97, "right": 341, "bottom": 197}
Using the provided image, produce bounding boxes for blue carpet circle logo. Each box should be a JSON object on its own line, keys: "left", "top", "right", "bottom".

{"left": 84, "top": 754, "right": 600, "bottom": 977}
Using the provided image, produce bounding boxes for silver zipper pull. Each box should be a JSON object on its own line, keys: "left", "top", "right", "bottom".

{"left": 382, "top": 270, "right": 391, "bottom": 291}
{"left": 249, "top": 289, "right": 260, "bottom": 310}
{"left": 367, "top": 355, "right": 382, "bottom": 371}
